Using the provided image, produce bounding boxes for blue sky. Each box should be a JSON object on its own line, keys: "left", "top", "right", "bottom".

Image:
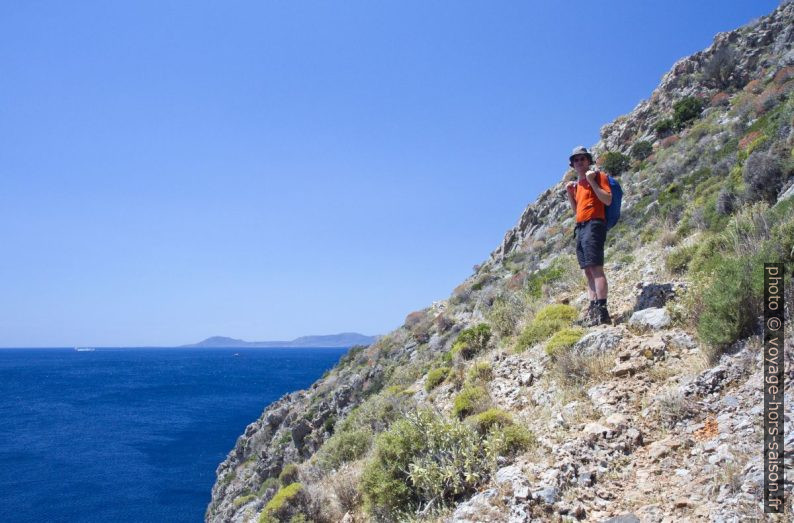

{"left": 0, "top": 1, "right": 780, "bottom": 347}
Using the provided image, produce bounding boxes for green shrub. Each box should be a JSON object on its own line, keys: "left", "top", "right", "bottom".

{"left": 545, "top": 327, "right": 585, "bottom": 357}
{"left": 450, "top": 324, "right": 492, "bottom": 360}
{"left": 743, "top": 150, "right": 784, "bottom": 203}
{"left": 466, "top": 408, "right": 513, "bottom": 435}
{"left": 704, "top": 46, "right": 736, "bottom": 88}
{"left": 665, "top": 244, "right": 697, "bottom": 274}
{"left": 655, "top": 118, "right": 674, "bottom": 136}
{"left": 515, "top": 304, "right": 577, "bottom": 351}
{"left": 234, "top": 494, "right": 256, "bottom": 508}
{"left": 696, "top": 253, "right": 763, "bottom": 351}
{"left": 258, "top": 477, "right": 280, "bottom": 496}
{"left": 487, "top": 294, "right": 524, "bottom": 337}
{"left": 487, "top": 425, "right": 536, "bottom": 457}
{"left": 338, "top": 345, "right": 366, "bottom": 368}
{"left": 688, "top": 234, "right": 725, "bottom": 274}
{"left": 684, "top": 204, "right": 791, "bottom": 353}
{"left": 277, "top": 431, "right": 292, "bottom": 446}
{"left": 323, "top": 415, "right": 336, "bottom": 434}
{"left": 452, "top": 385, "right": 490, "bottom": 419}
{"left": 360, "top": 410, "right": 491, "bottom": 519}
{"left": 673, "top": 96, "right": 705, "bottom": 130}
{"left": 467, "top": 361, "right": 493, "bottom": 382}
{"left": 220, "top": 471, "right": 235, "bottom": 486}
{"left": 534, "top": 303, "right": 578, "bottom": 323}
{"left": 715, "top": 188, "right": 737, "bottom": 216}
{"left": 337, "top": 386, "right": 408, "bottom": 434}
{"left": 525, "top": 262, "right": 566, "bottom": 299}
{"left": 639, "top": 226, "right": 659, "bottom": 243}
{"left": 601, "top": 151, "right": 631, "bottom": 175}
{"left": 279, "top": 463, "right": 299, "bottom": 486}
{"left": 425, "top": 367, "right": 450, "bottom": 392}
{"left": 260, "top": 482, "right": 305, "bottom": 523}
{"left": 658, "top": 182, "right": 684, "bottom": 220}
{"left": 630, "top": 140, "right": 653, "bottom": 161}
{"left": 316, "top": 428, "right": 372, "bottom": 470}
{"left": 770, "top": 207, "right": 794, "bottom": 263}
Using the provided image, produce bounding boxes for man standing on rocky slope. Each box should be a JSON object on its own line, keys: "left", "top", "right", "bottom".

{"left": 565, "top": 146, "right": 612, "bottom": 326}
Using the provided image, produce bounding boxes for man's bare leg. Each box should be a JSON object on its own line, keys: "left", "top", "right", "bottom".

{"left": 589, "top": 265, "right": 608, "bottom": 300}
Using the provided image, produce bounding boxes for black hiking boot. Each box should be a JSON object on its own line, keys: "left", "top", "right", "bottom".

{"left": 596, "top": 304, "right": 612, "bottom": 325}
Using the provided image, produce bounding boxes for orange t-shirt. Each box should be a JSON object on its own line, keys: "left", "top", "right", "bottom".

{"left": 574, "top": 172, "right": 612, "bottom": 223}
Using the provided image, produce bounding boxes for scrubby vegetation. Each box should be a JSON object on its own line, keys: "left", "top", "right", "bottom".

{"left": 673, "top": 96, "right": 705, "bottom": 130}
{"left": 601, "top": 151, "right": 631, "bottom": 175}
{"left": 279, "top": 464, "right": 299, "bottom": 486}
{"left": 525, "top": 258, "right": 571, "bottom": 299}
{"left": 630, "top": 140, "right": 653, "bottom": 161}
{"left": 466, "top": 408, "right": 513, "bottom": 435}
{"left": 315, "top": 427, "right": 372, "bottom": 471}
{"left": 654, "top": 118, "right": 674, "bottom": 136}
{"left": 259, "top": 482, "right": 305, "bottom": 523}
{"left": 467, "top": 361, "right": 493, "bottom": 382}
{"left": 360, "top": 410, "right": 492, "bottom": 520}
{"left": 743, "top": 150, "right": 784, "bottom": 203}
{"left": 487, "top": 424, "right": 536, "bottom": 457}
{"left": 686, "top": 203, "right": 793, "bottom": 355}
{"left": 487, "top": 294, "right": 524, "bottom": 337}
{"left": 450, "top": 324, "right": 492, "bottom": 359}
{"left": 545, "top": 327, "right": 585, "bottom": 356}
{"left": 516, "top": 304, "right": 578, "bottom": 351}
{"left": 452, "top": 385, "right": 490, "bottom": 419}
{"left": 425, "top": 366, "right": 450, "bottom": 391}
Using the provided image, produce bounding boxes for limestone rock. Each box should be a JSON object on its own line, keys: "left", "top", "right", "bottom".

{"left": 572, "top": 327, "right": 625, "bottom": 356}
{"left": 628, "top": 308, "right": 671, "bottom": 330}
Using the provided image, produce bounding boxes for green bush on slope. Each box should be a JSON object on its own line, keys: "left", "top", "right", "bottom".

{"left": 545, "top": 327, "right": 585, "bottom": 357}
{"left": 515, "top": 304, "right": 577, "bottom": 352}
{"left": 450, "top": 324, "right": 492, "bottom": 360}
{"left": 452, "top": 385, "right": 490, "bottom": 419}
{"left": 686, "top": 202, "right": 794, "bottom": 355}
{"left": 630, "top": 140, "right": 653, "bottom": 161}
{"left": 673, "top": 96, "right": 705, "bottom": 130}
{"left": 259, "top": 482, "right": 305, "bottom": 523}
{"left": 425, "top": 367, "right": 450, "bottom": 392}
{"left": 601, "top": 151, "right": 631, "bottom": 175}
{"left": 360, "top": 410, "right": 491, "bottom": 520}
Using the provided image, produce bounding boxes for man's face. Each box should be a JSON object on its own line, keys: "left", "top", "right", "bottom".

{"left": 571, "top": 154, "right": 590, "bottom": 174}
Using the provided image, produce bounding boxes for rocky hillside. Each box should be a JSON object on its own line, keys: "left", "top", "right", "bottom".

{"left": 207, "top": 4, "right": 794, "bottom": 522}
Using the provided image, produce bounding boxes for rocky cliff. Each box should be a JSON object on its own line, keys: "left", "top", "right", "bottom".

{"left": 207, "top": 4, "right": 794, "bottom": 522}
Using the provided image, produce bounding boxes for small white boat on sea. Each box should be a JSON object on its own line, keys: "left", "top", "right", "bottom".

{"left": 233, "top": 353, "right": 240, "bottom": 357}
{"left": 74, "top": 347, "right": 95, "bottom": 352}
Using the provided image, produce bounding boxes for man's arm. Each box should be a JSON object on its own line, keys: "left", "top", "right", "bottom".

{"left": 586, "top": 171, "right": 612, "bottom": 206}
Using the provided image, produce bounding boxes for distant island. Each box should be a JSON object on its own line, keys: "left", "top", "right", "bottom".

{"left": 182, "top": 332, "right": 379, "bottom": 348}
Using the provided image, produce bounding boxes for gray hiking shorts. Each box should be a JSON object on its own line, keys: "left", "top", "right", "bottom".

{"left": 575, "top": 219, "right": 606, "bottom": 269}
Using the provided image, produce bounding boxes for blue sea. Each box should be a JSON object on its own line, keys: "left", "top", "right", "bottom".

{"left": 0, "top": 347, "right": 348, "bottom": 523}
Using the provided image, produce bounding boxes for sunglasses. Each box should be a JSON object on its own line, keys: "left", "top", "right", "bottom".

{"left": 572, "top": 156, "right": 590, "bottom": 163}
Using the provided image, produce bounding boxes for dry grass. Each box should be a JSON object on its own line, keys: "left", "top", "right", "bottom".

{"left": 552, "top": 349, "right": 614, "bottom": 391}
{"left": 331, "top": 462, "right": 363, "bottom": 514}
{"left": 706, "top": 451, "right": 747, "bottom": 501}
{"left": 648, "top": 348, "right": 708, "bottom": 383}
{"left": 659, "top": 224, "right": 679, "bottom": 247}
{"left": 653, "top": 388, "right": 696, "bottom": 428}
{"left": 647, "top": 362, "right": 678, "bottom": 383}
